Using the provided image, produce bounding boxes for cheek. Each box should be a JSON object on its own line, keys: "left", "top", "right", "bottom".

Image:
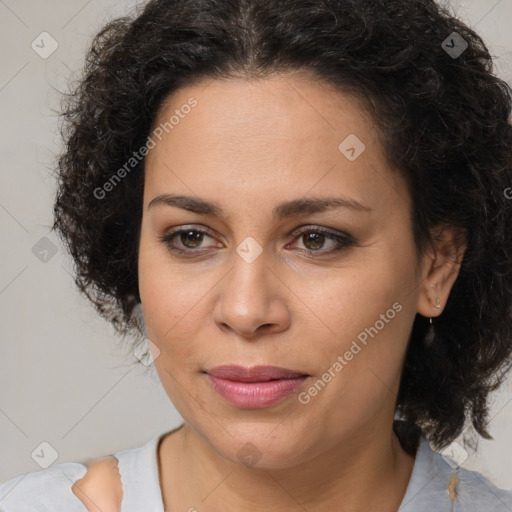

{"left": 137, "top": 230, "right": 226, "bottom": 377}
{"left": 138, "top": 228, "right": 196, "bottom": 325}
{"left": 311, "top": 259, "right": 406, "bottom": 340}
{"left": 305, "top": 251, "right": 415, "bottom": 394}
{"left": 138, "top": 234, "right": 195, "bottom": 360}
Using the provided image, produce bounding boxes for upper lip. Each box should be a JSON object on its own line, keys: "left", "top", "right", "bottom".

{"left": 205, "top": 365, "right": 309, "bottom": 382}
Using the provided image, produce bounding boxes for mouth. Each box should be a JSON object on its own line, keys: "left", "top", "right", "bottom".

{"left": 204, "top": 364, "right": 309, "bottom": 382}
{"left": 203, "top": 365, "right": 310, "bottom": 408}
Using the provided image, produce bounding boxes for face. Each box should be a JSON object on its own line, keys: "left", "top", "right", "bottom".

{"left": 138, "top": 72, "right": 426, "bottom": 469}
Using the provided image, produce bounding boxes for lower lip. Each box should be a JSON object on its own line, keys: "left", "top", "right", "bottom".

{"left": 206, "top": 374, "right": 309, "bottom": 409}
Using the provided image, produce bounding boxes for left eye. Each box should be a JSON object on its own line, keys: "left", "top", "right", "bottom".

{"left": 158, "top": 226, "right": 354, "bottom": 256}
{"left": 290, "top": 228, "right": 353, "bottom": 253}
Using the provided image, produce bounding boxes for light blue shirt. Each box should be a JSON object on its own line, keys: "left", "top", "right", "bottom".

{"left": 1, "top": 430, "right": 511, "bottom": 511}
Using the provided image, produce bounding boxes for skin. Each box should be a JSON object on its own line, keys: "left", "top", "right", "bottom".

{"left": 137, "top": 70, "right": 466, "bottom": 512}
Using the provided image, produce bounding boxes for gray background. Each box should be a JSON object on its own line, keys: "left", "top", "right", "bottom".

{"left": 1, "top": 0, "right": 511, "bottom": 488}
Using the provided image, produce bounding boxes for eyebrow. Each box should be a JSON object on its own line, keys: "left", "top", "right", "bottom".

{"left": 148, "top": 193, "right": 373, "bottom": 220}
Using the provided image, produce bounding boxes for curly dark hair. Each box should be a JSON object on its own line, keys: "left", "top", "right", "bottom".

{"left": 52, "top": 0, "right": 512, "bottom": 452}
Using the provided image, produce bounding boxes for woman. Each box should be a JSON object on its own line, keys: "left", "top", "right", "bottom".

{"left": 1, "top": 0, "right": 511, "bottom": 510}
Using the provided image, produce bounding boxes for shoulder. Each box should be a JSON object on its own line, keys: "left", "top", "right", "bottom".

{"left": 404, "top": 437, "right": 512, "bottom": 511}
{"left": 72, "top": 456, "right": 123, "bottom": 511}
{"left": 0, "top": 461, "right": 88, "bottom": 511}
{"left": 445, "top": 460, "right": 512, "bottom": 511}
{"left": 0, "top": 456, "right": 122, "bottom": 512}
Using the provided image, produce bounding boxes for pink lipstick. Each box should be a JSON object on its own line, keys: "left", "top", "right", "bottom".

{"left": 205, "top": 365, "right": 309, "bottom": 409}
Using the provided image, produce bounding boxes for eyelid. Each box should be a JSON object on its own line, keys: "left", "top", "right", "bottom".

{"left": 289, "top": 224, "right": 353, "bottom": 240}
{"left": 159, "top": 224, "right": 355, "bottom": 255}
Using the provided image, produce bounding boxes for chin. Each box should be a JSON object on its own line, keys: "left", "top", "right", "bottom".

{"left": 208, "top": 422, "right": 312, "bottom": 470}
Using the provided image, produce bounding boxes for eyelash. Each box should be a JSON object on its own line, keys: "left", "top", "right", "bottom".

{"left": 158, "top": 225, "right": 355, "bottom": 257}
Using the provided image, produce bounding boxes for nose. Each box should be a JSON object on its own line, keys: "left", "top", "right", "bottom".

{"left": 212, "top": 248, "right": 291, "bottom": 339}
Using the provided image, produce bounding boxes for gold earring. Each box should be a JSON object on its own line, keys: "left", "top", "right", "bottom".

{"left": 435, "top": 297, "right": 441, "bottom": 309}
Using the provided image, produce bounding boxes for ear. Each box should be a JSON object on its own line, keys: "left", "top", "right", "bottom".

{"left": 416, "top": 224, "right": 467, "bottom": 318}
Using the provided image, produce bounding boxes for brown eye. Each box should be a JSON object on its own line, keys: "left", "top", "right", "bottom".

{"left": 302, "top": 232, "right": 327, "bottom": 250}
{"left": 158, "top": 227, "right": 220, "bottom": 254}
{"left": 289, "top": 226, "right": 355, "bottom": 256}
{"left": 179, "top": 230, "right": 205, "bottom": 248}
{"left": 159, "top": 225, "right": 354, "bottom": 257}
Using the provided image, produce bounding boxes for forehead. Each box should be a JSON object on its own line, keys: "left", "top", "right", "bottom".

{"left": 143, "top": 72, "right": 408, "bottom": 218}
{"left": 150, "top": 72, "right": 376, "bottom": 150}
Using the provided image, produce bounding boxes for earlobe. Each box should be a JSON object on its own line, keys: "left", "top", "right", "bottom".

{"left": 416, "top": 225, "right": 467, "bottom": 319}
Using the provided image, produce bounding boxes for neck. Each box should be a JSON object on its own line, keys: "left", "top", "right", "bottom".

{"left": 159, "top": 422, "right": 416, "bottom": 512}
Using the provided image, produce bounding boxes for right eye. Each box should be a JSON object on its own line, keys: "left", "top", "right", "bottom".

{"left": 158, "top": 227, "right": 222, "bottom": 255}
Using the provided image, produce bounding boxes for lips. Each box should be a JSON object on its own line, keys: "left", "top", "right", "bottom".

{"left": 204, "top": 365, "right": 310, "bottom": 409}
{"left": 205, "top": 364, "right": 308, "bottom": 382}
